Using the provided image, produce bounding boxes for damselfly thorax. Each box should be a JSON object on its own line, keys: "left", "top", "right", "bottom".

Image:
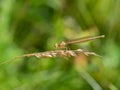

{"left": 55, "top": 35, "right": 105, "bottom": 49}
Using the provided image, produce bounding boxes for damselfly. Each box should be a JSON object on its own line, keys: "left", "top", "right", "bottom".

{"left": 55, "top": 35, "right": 105, "bottom": 49}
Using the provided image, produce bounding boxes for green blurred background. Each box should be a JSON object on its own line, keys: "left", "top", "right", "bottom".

{"left": 0, "top": 0, "right": 120, "bottom": 90}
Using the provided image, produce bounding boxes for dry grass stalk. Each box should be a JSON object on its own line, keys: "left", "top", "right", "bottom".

{"left": 0, "top": 49, "right": 101, "bottom": 66}
{"left": 15, "top": 49, "right": 101, "bottom": 59}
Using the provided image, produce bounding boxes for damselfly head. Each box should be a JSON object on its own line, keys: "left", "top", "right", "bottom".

{"left": 55, "top": 41, "right": 66, "bottom": 48}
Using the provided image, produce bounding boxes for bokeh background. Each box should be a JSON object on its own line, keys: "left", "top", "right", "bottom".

{"left": 0, "top": 0, "right": 120, "bottom": 90}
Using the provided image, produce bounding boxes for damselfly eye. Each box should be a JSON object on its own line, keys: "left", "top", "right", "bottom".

{"left": 55, "top": 43, "right": 59, "bottom": 48}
